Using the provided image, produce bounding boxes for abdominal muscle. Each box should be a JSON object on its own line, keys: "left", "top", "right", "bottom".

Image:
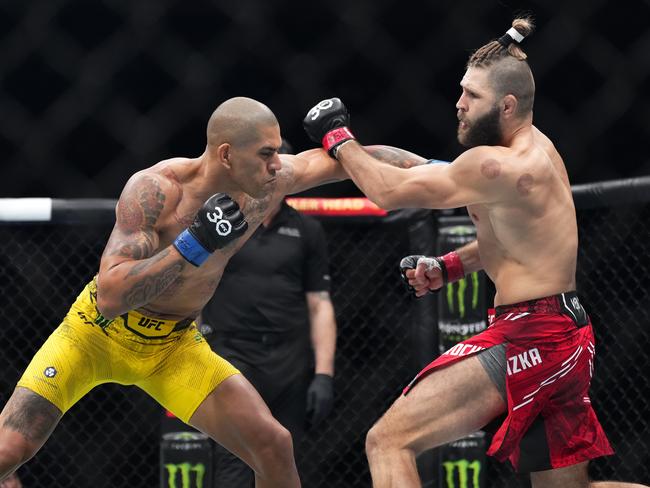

{"left": 478, "top": 228, "right": 577, "bottom": 306}
{"left": 134, "top": 253, "right": 229, "bottom": 321}
{"left": 474, "top": 202, "right": 578, "bottom": 306}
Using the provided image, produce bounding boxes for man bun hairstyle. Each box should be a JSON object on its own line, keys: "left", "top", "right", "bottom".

{"left": 468, "top": 17, "right": 535, "bottom": 67}
{"left": 468, "top": 17, "right": 536, "bottom": 116}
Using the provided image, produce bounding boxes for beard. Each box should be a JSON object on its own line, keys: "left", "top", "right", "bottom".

{"left": 458, "top": 105, "right": 502, "bottom": 148}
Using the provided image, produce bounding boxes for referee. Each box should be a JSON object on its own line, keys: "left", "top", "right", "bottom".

{"left": 201, "top": 143, "right": 337, "bottom": 486}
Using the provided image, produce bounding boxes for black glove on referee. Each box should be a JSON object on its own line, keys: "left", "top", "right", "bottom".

{"left": 306, "top": 373, "right": 334, "bottom": 428}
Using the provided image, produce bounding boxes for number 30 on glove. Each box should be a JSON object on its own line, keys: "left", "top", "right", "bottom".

{"left": 303, "top": 98, "right": 356, "bottom": 157}
{"left": 173, "top": 193, "right": 248, "bottom": 266}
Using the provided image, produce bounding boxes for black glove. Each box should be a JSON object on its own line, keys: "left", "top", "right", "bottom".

{"left": 173, "top": 193, "right": 248, "bottom": 266}
{"left": 399, "top": 254, "right": 443, "bottom": 297}
{"left": 303, "top": 98, "right": 356, "bottom": 157}
{"left": 306, "top": 373, "right": 334, "bottom": 428}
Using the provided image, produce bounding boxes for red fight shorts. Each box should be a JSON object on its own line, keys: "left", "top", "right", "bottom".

{"left": 403, "top": 291, "right": 614, "bottom": 472}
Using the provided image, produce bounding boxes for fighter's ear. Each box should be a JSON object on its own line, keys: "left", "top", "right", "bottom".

{"left": 216, "top": 143, "right": 232, "bottom": 169}
{"left": 502, "top": 94, "right": 518, "bottom": 117}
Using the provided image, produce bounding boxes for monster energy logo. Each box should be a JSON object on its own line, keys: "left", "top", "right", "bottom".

{"left": 94, "top": 312, "right": 113, "bottom": 329}
{"left": 446, "top": 272, "right": 479, "bottom": 318}
{"left": 163, "top": 462, "right": 206, "bottom": 488}
{"left": 442, "top": 459, "right": 481, "bottom": 488}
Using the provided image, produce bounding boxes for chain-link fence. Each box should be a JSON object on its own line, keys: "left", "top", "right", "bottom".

{"left": 1, "top": 179, "right": 649, "bottom": 487}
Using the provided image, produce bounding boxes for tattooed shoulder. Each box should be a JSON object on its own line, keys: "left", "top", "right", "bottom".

{"left": 105, "top": 173, "right": 173, "bottom": 260}
{"left": 118, "top": 173, "right": 170, "bottom": 233}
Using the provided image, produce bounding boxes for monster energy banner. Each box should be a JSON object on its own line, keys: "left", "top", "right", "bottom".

{"left": 437, "top": 221, "right": 487, "bottom": 354}
{"left": 160, "top": 432, "right": 213, "bottom": 488}
{"left": 439, "top": 431, "right": 486, "bottom": 488}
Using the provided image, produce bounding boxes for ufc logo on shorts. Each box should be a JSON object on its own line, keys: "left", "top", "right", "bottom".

{"left": 206, "top": 207, "right": 232, "bottom": 236}
{"left": 308, "top": 99, "right": 334, "bottom": 120}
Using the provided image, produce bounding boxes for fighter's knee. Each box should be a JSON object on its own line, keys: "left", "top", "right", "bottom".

{"left": 266, "top": 424, "right": 294, "bottom": 457}
{"left": 365, "top": 422, "right": 388, "bottom": 457}
{"left": 0, "top": 435, "right": 36, "bottom": 470}
{"left": 254, "top": 422, "right": 294, "bottom": 465}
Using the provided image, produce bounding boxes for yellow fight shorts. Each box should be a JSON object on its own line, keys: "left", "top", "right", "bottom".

{"left": 17, "top": 278, "right": 240, "bottom": 423}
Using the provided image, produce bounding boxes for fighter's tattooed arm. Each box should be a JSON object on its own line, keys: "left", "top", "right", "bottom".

{"left": 103, "top": 173, "right": 166, "bottom": 261}
{"left": 96, "top": 173, "right": 188, "bottom": 319}
{"left": 282, "top": 145, "right": 431, "bottom": 195}
{"left": 280, "top": 149, "right": 347, "bottom": 195}
{"left": 363, "top": 145, "right": 429, "bottom": 169}
{"left": 335, "top": 142, "right": 505, "bottom": 210}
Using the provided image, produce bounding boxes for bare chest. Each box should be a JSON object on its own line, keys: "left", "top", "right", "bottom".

{"left": 156, "top": 193, "right": 274, "bottom": 247}
{"left": 467, "top": 204, "right": 490, "bottom": 232}
{"left": 466, "top": 203, "right": 502, "bottom": 262}
{"left": 145, "top": 193, "right": 278, "bottom": 315}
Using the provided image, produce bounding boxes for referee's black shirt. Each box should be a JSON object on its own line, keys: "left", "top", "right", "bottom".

{"left": 202, "top": 201, "right": 330, "bottom": 337}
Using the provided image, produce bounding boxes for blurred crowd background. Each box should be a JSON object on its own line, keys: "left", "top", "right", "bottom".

{"left": 1, "top": 0, "right": 648, "bottom": 199}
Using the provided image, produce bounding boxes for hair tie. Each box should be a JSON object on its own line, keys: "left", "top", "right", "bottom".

{"left": 498, "top": 27, "right": 525, "bottom": 47}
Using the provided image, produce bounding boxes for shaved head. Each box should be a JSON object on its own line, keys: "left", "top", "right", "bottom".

{"left": 466, "top": 17, "right": 536, "bottom": 118}
{"left": 206, "top": 97, "right": 279, "bottom": 148}
{"left": 487, "top": 57, "right": 535, "bottom": 116}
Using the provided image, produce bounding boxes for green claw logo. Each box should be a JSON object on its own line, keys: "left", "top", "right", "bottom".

{"left": 446, "top": 272, "right": 480, "bottom": 318}
{"left": 164, "top": 462, "right": 206, "bottom": 488}
{"left": 442, "top": 459, "right": 482, "bottom": 488}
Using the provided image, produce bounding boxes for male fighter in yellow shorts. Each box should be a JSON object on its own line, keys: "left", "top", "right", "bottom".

{"left": 0, "top": 97, "right": 349, "bottom": 487}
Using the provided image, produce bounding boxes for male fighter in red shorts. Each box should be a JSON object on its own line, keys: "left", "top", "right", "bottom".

{"left": 303, "top": 16, "right": 649, "bottom": 488}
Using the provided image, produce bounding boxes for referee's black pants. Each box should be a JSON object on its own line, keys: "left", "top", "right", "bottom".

{"left": 210, "top": 334, "right": 311, "bottom": 488}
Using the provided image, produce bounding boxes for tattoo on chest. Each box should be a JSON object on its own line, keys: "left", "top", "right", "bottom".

{"left": 243, "top": 194, "right": 272, "bottom": 225}
{"left": 213, "top": 194, "right": 273, "bottom": 255}
{"left": 156, "top": 273, "right": 187, "bottom": 298}
{"left": 175, "top": 212, "right": 196, "bottom": 227}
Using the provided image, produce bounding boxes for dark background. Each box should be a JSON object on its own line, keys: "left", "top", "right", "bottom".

{"left": 1, "top": 0, "right": 649, "bottom": 199}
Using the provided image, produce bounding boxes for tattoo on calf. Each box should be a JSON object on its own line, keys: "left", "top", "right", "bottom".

{"left": 2, "top": 389, "right": 61, "bottom": 443}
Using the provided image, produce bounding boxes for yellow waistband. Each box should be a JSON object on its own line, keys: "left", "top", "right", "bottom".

{"left": 119, "top": 309, "right": 194, "bottom": 339}
{"left": 76, "top": 278, "right": 195, "bottom": 340}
